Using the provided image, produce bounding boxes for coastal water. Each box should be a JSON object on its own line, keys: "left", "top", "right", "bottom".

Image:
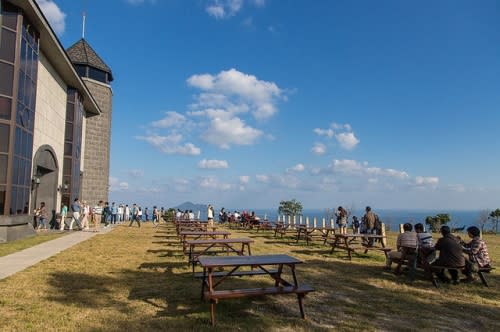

{"left": 195, "top": 208, "right": 484, "bottom": 231}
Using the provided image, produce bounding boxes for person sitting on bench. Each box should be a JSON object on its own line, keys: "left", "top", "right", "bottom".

{"left": 459, "top": 226, "right": 491, "bottom": 283}
{"left": 415, "top": 223, "right": 435, "bottom": 265}
{"left": 384, "top": 223, "right": 417, "bottom": 270}
{"left": 432, "top": 226, "right": 465, "bottom": 284}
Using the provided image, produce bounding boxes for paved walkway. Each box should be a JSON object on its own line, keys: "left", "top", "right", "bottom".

{"left": 0, "top": 226, "right": 114, "bottom": 280}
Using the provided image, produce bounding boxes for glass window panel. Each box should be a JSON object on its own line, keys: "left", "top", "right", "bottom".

{"left": 0, "top": 185, "right": 5, "bottom": 214}
{"left": 65, "top": 124, "right": 73, "bottom": 141}
{"left": 64, "top": 142, "right": 72, "bottom": 155}
{"left": 63, "top": 158, "right": 71, "bottom": 176}
{"left": 0, "top": 96, "right": 11, "bottom": 120}
{"left": 66, "top": 102, "right": 74, "bottom": 122}
{"left": 0, "top": 123, "right": 9, "bottom": 153}
{"left": 25, "top": 161, "right": 31, "bottom": 187}
{"left": 19, "top": 159, "right": 25, "bottom": 185}
{"left": 12, "top": 156, "right": 19, "bottom": 185}
{"left": 89, "top": 67, "right": 107, "bottom": 82}
{"left": 27, "top": 133, "right": 33, "bottom": 159}
{"left": 32, "top": 53, "right": 38, "bottom": 82}
{"left": 0, "top": 62, "right": 14, "bottom": 95}
{"left": 13, "top": 126, "right": 20, "bottom": 155}
{"left": 21, "top": 129, "right": 27, "bottom": 158}
{"left": 10, "top": 186, "right": 16, "bottom": 215}
{"left": 24, "top": 78, "right": 31, "bottom": 106}
{"left": 29, "top": 80, "right": 36, "bottom": 110}
{"left": 0, "top": 28, "right": 16, "bottom": 62}
{"left": 2, "top": 2, "right": 18, "bottom": 29}
{"left": 0, "top": 154, "right": 7, "bottom": 183}
{"left": 15, "top": 185, "right": 23, "bottom": 214}
{"left": 17, "top": 74, "right": 25, "bottom": 102}
{"left": 20, "top": 38, "right": 26, "bottom": 74}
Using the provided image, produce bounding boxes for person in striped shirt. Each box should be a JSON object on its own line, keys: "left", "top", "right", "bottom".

{"left": 415, "top": 223, "right": 435, "bottom": 264}
{"left": 385, "top": 223, "right": 418, "bottom": 270}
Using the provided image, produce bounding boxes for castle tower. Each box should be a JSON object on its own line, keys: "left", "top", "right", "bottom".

{"left": 66, "top": 39, "right": 113, "bottom": 205}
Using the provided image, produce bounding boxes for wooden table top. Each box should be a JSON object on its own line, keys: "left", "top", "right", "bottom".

{"left": 198, "top": 254, "right": 302, "bottom": 268}
{"left": 185, "top": 238, "right": 254, "bottom": 245}
{"left": 179, "top": 231, "right": 231, "bottom": 236}
{"left": 334, "top": 233, "right": 386, "bottom": 238}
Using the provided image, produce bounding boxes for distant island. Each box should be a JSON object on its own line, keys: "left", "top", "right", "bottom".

{"left": 174, "top": 201, "right": 207, "bottom": 212}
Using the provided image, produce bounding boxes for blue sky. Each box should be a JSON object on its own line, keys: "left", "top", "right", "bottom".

{"left": 38, "top": 0, "right": 500, "bottom": 210}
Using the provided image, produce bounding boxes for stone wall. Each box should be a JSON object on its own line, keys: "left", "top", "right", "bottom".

{"left": 80, "top": 78, "right": 112, "bottom": 206}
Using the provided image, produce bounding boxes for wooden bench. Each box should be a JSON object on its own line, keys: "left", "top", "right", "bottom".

{"left": 430, "top": 264, "right": 495, "bottom": 287}
{"left": 204, "top": 285, "right": 314, "bottom": 325}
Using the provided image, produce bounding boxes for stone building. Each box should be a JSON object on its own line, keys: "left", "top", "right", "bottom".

{"left": 0, "top": 0, "right": 113, "bottom": 242}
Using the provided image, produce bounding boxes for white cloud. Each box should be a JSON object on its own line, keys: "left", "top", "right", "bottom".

{"left": 206, "top": 0, "right": 243, "bottom": 19}
{"left": 313, "top": 128, "right": 334, "bottom": 138}
{"left": 135, "top": 134, "right": 201, "bottom": 155}
{"left": 127, "top": 169, "right": 144, "bottom": 178}
{"left": 414, "top": 176, "right": 439, "bottom": 186}
{"left": 311, "top": 143, "right": 326, "bottom": 156}
{"left": 109, "top": 177, "right": 129, "bottom": 192}
{"left": 187, "top": 68, "right": 283, "bottom": 120}
{"left": 336, "top": 132, "right": 360, "bottom": 150}
{"left": 256, "top": 174, "right": 269, "bottom": 183}
{"left": 252, "top": 0, "right": 266, "bottom": 7}
{"left": 287, "top": 163, "right": 305, "bottom": 173}
{"left": 198, "top": 159, "right": 229, "bottom": 169}
{"left": 125, "top": 0, "right": 157, "bottom": 5}
{"left": 203, "top": 115, "right": 263, "bottom": 149}
{"left": 36, "top": 0, "right": 66, "bottom": 35}
{"left": 446, "top": 184, "right": 466, "bottom": 192}
{"left": 151, "top": 111, "right": 187, "bottom": 128}
{"left": 199, "top": 176, "right": 233, "bottom": 191}
{"left": 239, "top": 175, "right": 250, "bottom": 184}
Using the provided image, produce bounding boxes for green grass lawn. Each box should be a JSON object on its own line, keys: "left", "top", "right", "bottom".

{"left": 0, "top": 231, "right": 67, "bottom": 257}
{"left": 0, "top": 223, "right": 498, "bottom": 331}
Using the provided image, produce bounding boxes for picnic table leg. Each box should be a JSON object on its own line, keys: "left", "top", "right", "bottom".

{"left": 478, "top": 271, "right": 489, "bottom": 287}
{"left": 275, "top": 264, "right": 284, "bottom": 287}
{"left": 201, "top": 267, "right": 207, "bottom": 300}
{"left": 329, "top": 237, "right": 340, "bottom": 254}
{"left": 344, "top": 238, "right": 352, "bottom": 260}
{"left": 297, "top": 293, "right": 306, "bottom": 319}
{"left": 210, "top": 299, "right": 216, "bottom": 325}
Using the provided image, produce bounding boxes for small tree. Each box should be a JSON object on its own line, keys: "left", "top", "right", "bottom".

{"left": 477, "top": 210, "right": 490, "bottom": 233}
{"left": 425, "top": 213, "right": 451, "bottom": 232}
{"left": 489, "top": 209, "right": 500, "bottom": 233}
{"left": 278, "top": 199, "right": 303, "bottom": 217}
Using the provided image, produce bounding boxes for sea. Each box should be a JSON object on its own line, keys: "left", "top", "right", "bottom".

{"left": 193, "top": 208, "right": 486, "bottom": 232}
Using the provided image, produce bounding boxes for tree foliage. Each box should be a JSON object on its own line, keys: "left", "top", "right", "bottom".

{"left": 489, "top": 208, "right": 500, "bottom": 233}
{"left": 278, "top": 199, "right": 303, "bottom": 216}
{"left": 425, "top": 213, "right": 451, "bottom": 232}
{"left": 477, "top": 210, "right": 490, "bottom": 233}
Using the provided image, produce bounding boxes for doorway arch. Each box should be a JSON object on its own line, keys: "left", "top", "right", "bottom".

{"left": 31, "top": 145, "right": 59, "bottom": 219}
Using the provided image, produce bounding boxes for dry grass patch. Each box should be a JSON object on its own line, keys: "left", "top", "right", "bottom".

{"left": 0, "top": 223, "right": 499, "bottom": 331}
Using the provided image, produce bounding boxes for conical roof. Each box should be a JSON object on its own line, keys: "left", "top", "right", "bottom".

{"left": 67, "top": 38, "right": 113, "bottom": 81}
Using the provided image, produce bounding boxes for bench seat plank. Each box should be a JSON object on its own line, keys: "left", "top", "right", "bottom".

{"left": 205, "top": 285, "right": 314, "bottom": 300}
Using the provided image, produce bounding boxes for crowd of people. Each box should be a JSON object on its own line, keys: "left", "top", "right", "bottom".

{"left": 33, "top": 199, "right": 165, "bottom": 231}
{"left": 385, "top": 222, "right": 491, "bottom": 284}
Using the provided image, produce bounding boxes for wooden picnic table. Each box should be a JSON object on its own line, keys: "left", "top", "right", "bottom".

{"left": 329, "top": 233, "right": 391, "bottom": 260}
{"left": 179, "top": 231, "right": 231, "bottom": 252}
{"left": 186, "top": 237, "right": 253, "bottom": 272}
{"left": 198, "top": 254, "right": 314, "bottom": 325}
{"left": 295, "top": 225, "right": 336, "bottom": 245}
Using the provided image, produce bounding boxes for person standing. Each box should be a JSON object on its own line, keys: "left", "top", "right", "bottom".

{"left": 207, "top": 204, "right": 214, "bottom": 227}
{"left": 124, "top": 204, "right": 130, "bottom": 222}
{"left": 102, "top": 202, "right": 111, "bottom": 227}
{"left": 117, "top": 204, "right": 124, "bottom": 223}
{"left": 59, "top": 203, "right": 68, "bottom": 231}
{"left": 128, "top": 203, "right": 141, "bottom": 228}
{"left": 80, "top": 201, "right": 90, "bottom": 230}
{"left": 92, "top": 201, "right": 104, "bottom": 232}
{"left": 36, "top": 202, "right": 48, "bottom": 230}
{"left": 144, "top": 207, "right": 149, "bottom": 222}
{"left": 362, "top": 206, "right": 376, "bottom": 234}
{"left": 335, "top": 206, "right": 348, "bottom": 235}
{"left": 111, "top": 202, "right": 118, "bottom": 225}
{"left": 69, "top": 198, "right": 82, "bottom": 231}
